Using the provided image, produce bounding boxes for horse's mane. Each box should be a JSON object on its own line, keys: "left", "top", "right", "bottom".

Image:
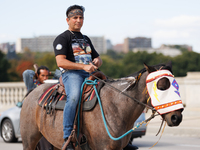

{"left": 127, "top": 63, "right": 172, "bottom": 78}
{"left": 104, "top": 63, "right": 172, "bottom": 85}
{"left": 114, "top": 63, "right": 173, "bottom": 91}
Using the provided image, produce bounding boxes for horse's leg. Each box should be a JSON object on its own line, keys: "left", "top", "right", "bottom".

{"left": 36, "top": 136, "right": 55, "bottom": 150}
{"left": 20, "top": 100, "right": 43, "bottom": 149}
{"left": 21, "top": 127, "right": 42, "bottom": 150}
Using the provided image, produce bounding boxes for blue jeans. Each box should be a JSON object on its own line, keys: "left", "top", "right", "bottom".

{"left": 62, "top": 70, "right": 89, "bottom": 139}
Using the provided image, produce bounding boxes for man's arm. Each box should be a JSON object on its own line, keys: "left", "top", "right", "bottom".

{"left": 55, "top": 55, "right": 98, "bottom": 73}
{"left": 22, "top": 70, "right": 35, "bottom": 92}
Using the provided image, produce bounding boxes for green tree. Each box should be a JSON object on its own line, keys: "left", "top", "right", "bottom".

{"left": 8, "top": 59, "right": 24, "bottom": 81}
{"left": 7, "top": 50, "right": 200, "bottom": 81}
{"left": 0, "top": 51, "right": 10, "bottom": 82}
{"left": 99, "top": 55, "right": 123, "bottom": 78}
{"left": 172, "top": 51, "right": 200, "bottom": 76}
{"left": 120, "top": 51, "right": 171, "bottom": 77}
{"left": 36, "top": 53, "right": 58, "bottom": 72}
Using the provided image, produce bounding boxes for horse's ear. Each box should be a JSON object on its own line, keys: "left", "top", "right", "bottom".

{"left": 166, "top": 61, "right": 172, "bottom": 69}
{"left": 144, "top": 63, "right": 156, "bottom": 73}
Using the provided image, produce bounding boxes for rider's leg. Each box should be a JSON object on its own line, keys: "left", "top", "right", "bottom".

{"left": 62, "top": 70, "right": 89, "bottom": 140}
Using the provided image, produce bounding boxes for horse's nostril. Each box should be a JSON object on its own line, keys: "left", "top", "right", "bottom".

{"left": 171, "top": 115, "right": 178, "bottom": 124}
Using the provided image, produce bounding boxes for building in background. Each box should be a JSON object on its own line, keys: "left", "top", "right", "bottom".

{"left": 89, "top": 36, "right": 107, "bottom": 54}
{"left": 123, "top": 37, "right": 152, "bottom": 53}
{"left": 133, "top": 45, "right": 182, "bottom": 57}
{"left": 162, "top": 44, "right": 193, "bottom": 52}
{"left": 16, "top": 35, "right": 107, "bottom": 54}
{"left": 106, "top": 39, "right": 113, "bottom": 50}
{"left": 0, "top": 42, "right": 16, "bottom": 59}
{"left": 0, "top": 43, "right": 15, "bottom": 53}
{"left": 16, "top": 36, "right": 56, "bottom": 53}
{"left": 113, "top": 44, "right": 123, "bottom": 53}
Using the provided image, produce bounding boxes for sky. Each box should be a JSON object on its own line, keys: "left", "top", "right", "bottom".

{"left": 1, "top": 0, "right": 200, "bottom": 52}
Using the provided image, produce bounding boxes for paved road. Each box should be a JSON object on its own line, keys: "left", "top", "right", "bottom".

{"left": 1, "top": 135, "right": 200, "bottom": 150}
{"left": 0, "top": 138, "right": 22, "bottom": 149}
{"left": 1, "top": 107, "right": 199, "bottom": 150}
{"left": 133, "top": 135, "right": 200, "bottom": 150}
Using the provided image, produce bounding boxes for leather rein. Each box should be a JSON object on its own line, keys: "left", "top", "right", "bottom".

{"left": 89, "top": 70, "right": 156, "bottom": 112}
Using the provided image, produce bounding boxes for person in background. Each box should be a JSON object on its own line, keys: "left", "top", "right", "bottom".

{"left": 23, "top": 64, "right": 61, "bottom": 92}
{"left": 22, "top": 64, "right": 50, "bottom": 92}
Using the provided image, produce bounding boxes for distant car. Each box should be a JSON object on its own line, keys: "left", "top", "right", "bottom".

{"left": 0, "top": 102, "right": 22, "bottom": 142}
{"left": 130, "top": 112, "right": 146, "bottom": 142}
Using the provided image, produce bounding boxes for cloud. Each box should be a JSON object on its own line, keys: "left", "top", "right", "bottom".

{"left": 155, "top": 15, "right": 200, "bottom": 28}
{"left": 153, "top": 30, "right": 190, "bottom": 39}
{"left": 151, "top": 15, "right": 200, "bottom": 51}
{"left": 153, "top": 15, "right": 200, "bottom": 39}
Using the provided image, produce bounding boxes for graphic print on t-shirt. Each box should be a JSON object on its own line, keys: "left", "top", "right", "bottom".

{"left": 72, "top": 39, "right": 92, "bottom": 65}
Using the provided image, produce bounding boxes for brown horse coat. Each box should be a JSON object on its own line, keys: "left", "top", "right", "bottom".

{"left": 20, "top": 63, "right": 183, "bottom": 150}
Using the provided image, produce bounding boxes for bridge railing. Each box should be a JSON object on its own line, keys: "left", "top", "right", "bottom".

{"left": 1, "top": 72, "right": 200, "bottom": 112}
{"left": 0, "top": 82, "right": 27, "bottom": 111}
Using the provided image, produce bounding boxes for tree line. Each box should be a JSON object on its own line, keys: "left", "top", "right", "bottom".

{"left": 1, "top": 49, "right": 200, "bottom": 82}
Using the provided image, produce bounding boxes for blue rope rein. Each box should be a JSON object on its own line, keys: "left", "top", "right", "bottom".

{"left": 77, "top": 78, "right": 143, "bottom": 141}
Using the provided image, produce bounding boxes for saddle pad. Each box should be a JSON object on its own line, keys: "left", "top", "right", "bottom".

{"left": 38, "top": 81, "right": 105, "bottom": 111}
{"left": 38, "top": 84, "right": 66, "bottom": 108}
{"left": 83, "top": 81, "right": 104, "bottom": 111}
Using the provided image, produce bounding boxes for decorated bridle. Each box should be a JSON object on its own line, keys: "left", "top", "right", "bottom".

{"left": 146, "top": 69, "right": 184, "bottom": 115}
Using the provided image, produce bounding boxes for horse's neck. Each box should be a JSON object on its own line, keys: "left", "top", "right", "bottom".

{"left": 101, "top": 75, "right": 147, "bottom": 129}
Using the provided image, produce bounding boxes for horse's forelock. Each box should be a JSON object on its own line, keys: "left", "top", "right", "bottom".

{"left": 125, "top": 63, "right": 173, "bottom": 91}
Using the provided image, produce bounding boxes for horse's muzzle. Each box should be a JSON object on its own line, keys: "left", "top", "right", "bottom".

{"left": 163, "top": 109, "right": 183, "bottom": 126}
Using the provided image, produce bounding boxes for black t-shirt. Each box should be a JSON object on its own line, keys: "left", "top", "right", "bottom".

{"left": 53, "top": 30, "right": 99, "bottom": 64}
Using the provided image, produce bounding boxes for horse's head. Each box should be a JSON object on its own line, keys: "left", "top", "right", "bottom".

{"left": 144, "top": 62, "right": 183, "bottom": 127}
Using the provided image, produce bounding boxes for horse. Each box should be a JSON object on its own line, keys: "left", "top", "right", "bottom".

{"left": 20, "top": 62, "right": 183, "bottom": 150}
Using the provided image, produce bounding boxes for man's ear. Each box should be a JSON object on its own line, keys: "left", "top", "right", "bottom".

{"left": 144, "top": 63, "right": 156, "bottom": 73}
{"left": 66, "top": 18, "right": 69, "bottom": 24}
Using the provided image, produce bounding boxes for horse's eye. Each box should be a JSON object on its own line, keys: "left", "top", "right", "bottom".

{"left": 157, "top": 77, "right": 170, "bottom": 91}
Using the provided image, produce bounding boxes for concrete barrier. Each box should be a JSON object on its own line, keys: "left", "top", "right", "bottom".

{"left": 0, "top": 82, "right": 27, "bottom": 112}
{"left": 176, "top": 72, "right": 200, "bottom": 108}
{"left": 0, "top": 72, "right": 200, "bottom": 112}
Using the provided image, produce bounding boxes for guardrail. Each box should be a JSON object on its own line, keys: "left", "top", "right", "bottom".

{"left": 0, "top": 82, "right": 27, "bottom": 111}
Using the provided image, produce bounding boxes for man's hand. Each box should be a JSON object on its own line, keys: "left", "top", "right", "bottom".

{"left": 92, "top": 57, "right": 102, "bottom": 68}
{"left": 83, "top": 63, "right": 98, "bottom": 73}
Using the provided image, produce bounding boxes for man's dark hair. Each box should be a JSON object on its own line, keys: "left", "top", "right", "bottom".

{"left": 66, "top": 5, "right": 85, "bottom": 18}
{"left": 37, "top": 66, "right": 50, "bottom": 75}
